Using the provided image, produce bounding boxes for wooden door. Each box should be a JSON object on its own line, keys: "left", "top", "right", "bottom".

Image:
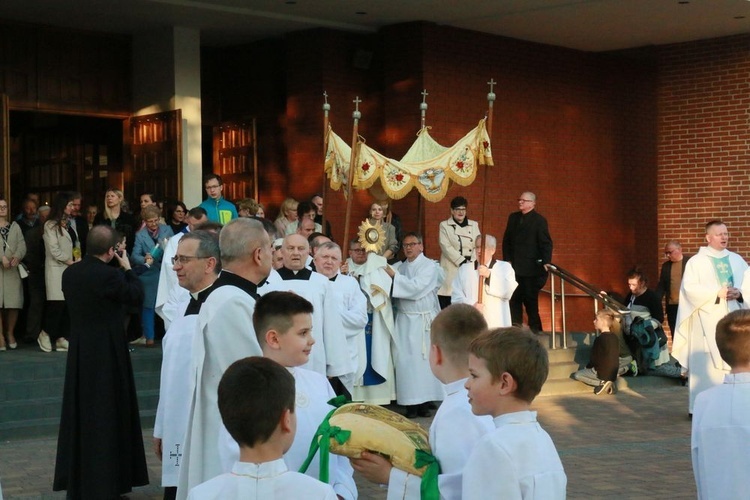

{"left": 126, "top": 110, "right": 182, "bottom": 204}
{"left": 213, "top": 119, "right": 257, "bottom": 202}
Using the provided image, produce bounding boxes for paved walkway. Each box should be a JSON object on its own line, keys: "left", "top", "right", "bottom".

{"left": 0, "top": 384, "right": 693, "bottom": 499}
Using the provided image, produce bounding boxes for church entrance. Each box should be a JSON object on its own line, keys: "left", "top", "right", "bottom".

{"left": 8, "top": 110, "right": 125, "bottom": 212}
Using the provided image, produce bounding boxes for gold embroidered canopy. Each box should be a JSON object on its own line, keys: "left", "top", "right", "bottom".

{"left": 324, "top": 119, "right": 493, "bottom": 202}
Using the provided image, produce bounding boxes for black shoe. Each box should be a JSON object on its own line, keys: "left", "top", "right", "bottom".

{"left": 404, "top": 406, "right": 418, "bottom": 419}
{"left": 594, "top": 380, "right": 616, "bottom": 395}
{"left": 417, "top": 404, "right": 432, "bottom": 418}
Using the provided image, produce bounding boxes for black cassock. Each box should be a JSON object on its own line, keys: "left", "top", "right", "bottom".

{"left": 53, "top": 256, "right": 148, "bottom": 499}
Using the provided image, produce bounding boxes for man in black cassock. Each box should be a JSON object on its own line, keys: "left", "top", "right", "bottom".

{"left": 502, "top": 191, "right": 553, "bottom": 334}
{"left": 53, "top": 224, "right": 148, "bottom": 499}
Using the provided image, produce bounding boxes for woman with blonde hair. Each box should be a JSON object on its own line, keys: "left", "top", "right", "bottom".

{"left": 274, "top": 197, "right": 298, "bottom": 235}
{"left": 0, "top": 197, "right": 26, "bottom": 350}
{"left": 367, "top": 201, "right": 399, "bottom": 261}
{"left": 94, "top": 188, "right": 137, "bottom": 254}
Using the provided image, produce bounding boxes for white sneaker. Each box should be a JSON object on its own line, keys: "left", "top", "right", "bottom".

{"left": 37, "top": 331, "right": 52, "bottom": 352}
{"left": 56, "top": 338, "right": 69, "bottom": 352}
{"left": 129, "top": 336, "right": 147, "bottom": 346}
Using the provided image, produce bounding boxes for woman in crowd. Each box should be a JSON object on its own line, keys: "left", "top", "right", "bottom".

{"left": 130, "top": 205, "right": 173, "bottom": 347}
{"left": 367, "top": 201, "right": 398, "bottom": 261}
{"left": 39, "top": 192, "right": 78, "bottom": 353}
{"left": 0, "top": 197, "right": 26, "bottom": 350}
{"left": 165, "top": 201, "right": 188, "bottom": 235}
{"left": 274, "top": 197, "right": 298, "bottom": 235}
{"left": 94, "top": 188, "right": 137, "bottom": 254}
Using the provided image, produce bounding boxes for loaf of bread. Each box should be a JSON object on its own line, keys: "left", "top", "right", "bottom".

{"left": 326, "top": 403, "right": 432, "bottom": 476}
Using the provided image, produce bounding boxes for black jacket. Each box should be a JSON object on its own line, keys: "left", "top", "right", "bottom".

{"left": 502, "top": 209, "right": 553, "bottom": 276}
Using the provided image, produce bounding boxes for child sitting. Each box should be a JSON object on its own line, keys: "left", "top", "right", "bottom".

{"left": 692, "top": 308, "right": 750, "bottom": 499}
{"left": 463, "top": 327, "right": 567, "bottom": 499}
{"left": 255, "top": 291, "right": 357, "bottom": 499}
{"left": 572, "top": 309, "right": 620, "bottom": 395}
{"left": 351, "top": 303, "right": 494, "bottom": 499}
{"left": 187, "top": 356, "right": 336, "bottom": 499}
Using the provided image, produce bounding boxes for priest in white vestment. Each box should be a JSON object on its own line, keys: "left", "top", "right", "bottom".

{"left": 177, "top": 219, "right": 273, "bottom": 500}
{"left": 674, "top": 220, "right": 749, "bottom": 413}
{"left": 387, "top": 232, "right": 446, "bottom": 417}
{"left": 155, "top": 208, "right": 208, "bottom": 328}
{"left": 314, "top": 241, "right": 367, "bottom": 393}
{"left": 347, "top": 240, "right": 397, "bottom": 405}
{"left": 260, "top": 234, "right": 350, "bottom": 379}
{"left": 153, "top": 231, "right": 219, "bottom": 497}
{"left": 451, "top": 234, "right": 517, "bottom": 328}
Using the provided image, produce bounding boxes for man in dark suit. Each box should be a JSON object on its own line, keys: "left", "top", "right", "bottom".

{"left": 53, "top": 225, "right": 148, "bottom": 499}
{"left": 655, "top": 240, "right": 691, "bottom": 339}
{"left": 502, "top": 191, "right": 553, "bottom": 334}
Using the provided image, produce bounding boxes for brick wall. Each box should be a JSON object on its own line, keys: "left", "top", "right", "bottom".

{"left": 657, "top": 35, "right": 750, "bottom": 258}
{"left": 208, "top": 23, "right": 660, "bottom": 331}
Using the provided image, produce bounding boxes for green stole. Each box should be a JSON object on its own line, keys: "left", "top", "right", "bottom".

{"left": 710, "top": 255, "right": 734, "bottom": 287}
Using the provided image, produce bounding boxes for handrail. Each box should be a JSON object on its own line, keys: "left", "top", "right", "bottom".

{"left": 545, "top": 263, "right": 629, "bottom": 349}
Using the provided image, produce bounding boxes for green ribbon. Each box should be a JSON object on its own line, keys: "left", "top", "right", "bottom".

{"left": 415, "top": 449, "right": 441, "bottom": 500}
{"left": 298, "top": 395, "right": 351, "bottom": 483}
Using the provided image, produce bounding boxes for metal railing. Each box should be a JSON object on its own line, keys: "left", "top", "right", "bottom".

{"left": 545, "top": 263, "right": 629, "bottom": 349}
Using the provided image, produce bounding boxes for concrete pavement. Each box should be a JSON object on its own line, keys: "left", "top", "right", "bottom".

{"left": 0, "top": 383, "right": 694, "bottom": 499}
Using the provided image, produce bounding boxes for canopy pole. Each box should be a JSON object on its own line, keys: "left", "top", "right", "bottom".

{"left": 416, "top": 89, "right": 429, "bottom": 236}
{"left": 342, "top": 96, "right": 362, "bottom": 257}
{"left": 321, "top": 92, "right": 331, "bottom": 233}
{"left": 478, "top": 79, "right": 496, "bottom": 304}
{"left": 420, "top": 89, "right": 429, "bottom": 130}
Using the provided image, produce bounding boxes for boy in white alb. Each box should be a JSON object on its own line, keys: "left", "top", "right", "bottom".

{"left": 255, "top": 291, "right": 357, "bottom": 499}
{"left": 692, "top": 309, "right": 750, "bottom": 499}
{"left": 463, "top": 327, "right": 566, "bottom": 500}
{"left": 351, "top": 304, "right": 494, "bottom": 499}
{"left": 187, "top": 357, "right": 336, "bottom": 500}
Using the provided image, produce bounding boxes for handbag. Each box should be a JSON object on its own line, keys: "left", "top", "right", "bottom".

{"left": 18, "top": 262, "right": 29, "bottom": 279}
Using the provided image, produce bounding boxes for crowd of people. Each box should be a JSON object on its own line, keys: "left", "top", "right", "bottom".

{"left": 32, "top": 176, "right": 572, "bottom": 499}
{"left": 5, "top": 174, "right": 746, "bottom": 498}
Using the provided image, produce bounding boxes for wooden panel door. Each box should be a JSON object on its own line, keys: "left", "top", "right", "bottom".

{"left": 126, "top": 110, "right": 182, "bottom": 204}
{"left": 213, "top": 119, "right": 257, "bottom": 202}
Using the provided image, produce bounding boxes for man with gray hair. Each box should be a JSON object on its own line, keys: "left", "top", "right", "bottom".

{"left": 153, "top": 230, "right": 221, "bottom": 499}
{"left": 314, "top": 241, "right": 367, "bottom": 393}
{"left": 178, "top": 217, "right": 273, "bottom": 498}
{"left": 451, "top": 234, "right": 518, "bottom": 328}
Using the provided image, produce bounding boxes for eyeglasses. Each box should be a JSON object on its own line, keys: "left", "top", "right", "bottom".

{"left": 403, "top": 242, "right": 421, "bottom": 248}
{"left": 205, "top": 184, "right": 221, "bottom": 190}
{"left": 452, "top": 207, "right": 467, "bottom": 212}
{"left": 350, "top": 248, "right": 366, "bottom": 253}
{"left": 171, "top": 255, "right": 207, "bottom": 265}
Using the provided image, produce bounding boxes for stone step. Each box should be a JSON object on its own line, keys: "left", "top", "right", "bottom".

{"left": 0, "top": 345, "right": 163, "bottom": 441}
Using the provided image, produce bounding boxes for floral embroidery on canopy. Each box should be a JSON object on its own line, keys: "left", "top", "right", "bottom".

{"left": 325, "top": 119, "right": 493, "bottom": 202}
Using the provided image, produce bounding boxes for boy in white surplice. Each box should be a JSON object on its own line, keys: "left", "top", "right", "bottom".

{"left": 187, "top": 357, "right": 336, "bottom": 500}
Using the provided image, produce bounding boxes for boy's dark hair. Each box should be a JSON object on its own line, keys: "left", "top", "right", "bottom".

{"left": 218, "top": 356, "right": 295, "bottom": 448}
{"left": 626, "top": 267, "right": 647, "bottom": 286}
{"left": 253, "top": 291, "right": 314, "bottom": 346}
{"left": 470, "top": 327, "right": 549, "bottom": 403}
{"left": 716, "top": 309, "right": 750, "bottom": 367}
{"left": 431, "top": 304, "right": 487, "bottom": 368}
